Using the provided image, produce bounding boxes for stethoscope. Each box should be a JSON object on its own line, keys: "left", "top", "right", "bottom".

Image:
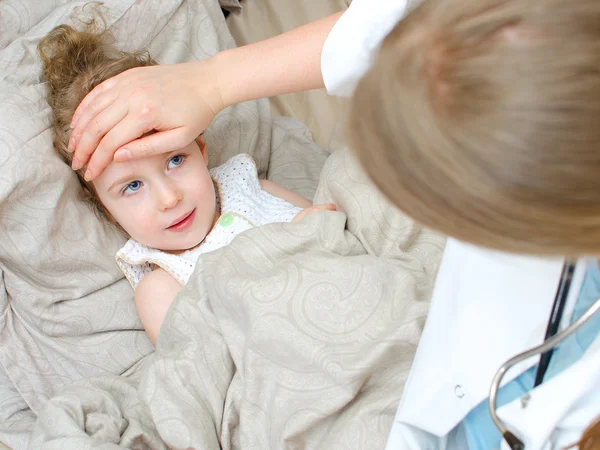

{"left": 488, "top": 258, "right": 600, "bottom": 450}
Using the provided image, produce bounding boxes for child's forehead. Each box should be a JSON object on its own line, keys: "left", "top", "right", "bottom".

{"left": 95, "top": 144, "right": 201, "bottom": 184}
{"left": 92, "top": 152, "right": 160, "bottom": 187}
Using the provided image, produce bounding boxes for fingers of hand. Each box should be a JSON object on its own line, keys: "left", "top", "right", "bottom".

{"left": 84, "top": 117, "right": 154, "bottom": 180}
{"left": 293, "top": 203, "right": 337, "bottom": 222}
{"left": 114, "top": 128, "right": 196, "bottom": 164}
{"left": 310, "top": 203, "right": 337, "bottom": 213}
{"left": 71, "top": 103, "right": 129, "bottom": 170}
{"left": 70, "top": 77, "right": 116, "bottom": 129}
{"left": 71, "top": 79, "right": 120, "bottom": 136}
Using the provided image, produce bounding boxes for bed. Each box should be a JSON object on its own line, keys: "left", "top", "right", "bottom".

{"left": 0, "top": 1, "right": 445, "bottom": 448}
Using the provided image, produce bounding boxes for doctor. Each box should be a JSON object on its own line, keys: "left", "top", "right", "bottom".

{"left": 67, "top": 0, "right": 600, "bottom": 449}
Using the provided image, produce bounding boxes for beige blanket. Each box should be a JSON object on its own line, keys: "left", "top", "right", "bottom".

{"left": 31, "top": 149, "right": 445, "bottom": 449}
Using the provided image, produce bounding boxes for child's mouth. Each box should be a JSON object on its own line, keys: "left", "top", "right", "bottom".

{"left": 167, "top": 209, "right": 196, "bottom": 232}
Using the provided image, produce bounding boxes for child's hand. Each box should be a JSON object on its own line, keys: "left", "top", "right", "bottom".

{"left": 292, "top": 203, "right": 337, "bottom": 222}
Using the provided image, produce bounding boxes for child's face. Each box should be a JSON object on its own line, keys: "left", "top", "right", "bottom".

{"left": 93, "top": 136, "right": 216, "bottom": 252}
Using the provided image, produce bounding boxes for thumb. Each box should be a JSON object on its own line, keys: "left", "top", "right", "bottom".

{"left": 114, "top": 127, "right": 199, "bottom": 162}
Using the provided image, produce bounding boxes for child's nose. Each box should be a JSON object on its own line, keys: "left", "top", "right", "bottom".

{"left": 157, "top": 181, "right": 182, "bottom": 210}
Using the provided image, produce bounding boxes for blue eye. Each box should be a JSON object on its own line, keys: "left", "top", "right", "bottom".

{"left": 168, "top": 155, "right": 184, "bottom": 169}
{"left": 123, "top": 180, "right": 142, "bottom": 195}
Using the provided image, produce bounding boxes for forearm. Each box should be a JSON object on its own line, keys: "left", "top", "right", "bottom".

{"left": 260, "top": 179, "right": 312, "bottom": 208}
{"left": 211, "top": 11, "right": 344, "bottom": 108}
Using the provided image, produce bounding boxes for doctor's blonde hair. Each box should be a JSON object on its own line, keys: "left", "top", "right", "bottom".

{"left": 580, "top": 420, "right": 600, "bottom": 450}
{"left": 348, "top": 0, "right": 600, "bottom": 258}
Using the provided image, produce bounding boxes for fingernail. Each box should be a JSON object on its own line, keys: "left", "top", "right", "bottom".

{"left": 70, "top": 115, "right": 79, "bottom": 128}
{"left": 68, "top": 136, "right": 76, "bottom": 152}
{"left": 72, "top": 158, "right": 81, "bottom": 170}
{"left": 115, "top": 148, "right": 132, "bottom": 161}
{"left": 84, "top": 170, "right": 92, "bottom": 181}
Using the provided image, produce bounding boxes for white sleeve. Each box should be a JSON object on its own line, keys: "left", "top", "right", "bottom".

{"left": 321, "top": 0, "right": 411, "bottom": 97}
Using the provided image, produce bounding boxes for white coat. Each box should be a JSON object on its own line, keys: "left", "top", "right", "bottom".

{"left": 320, "top": 1, "right": 600, "bottom": 448}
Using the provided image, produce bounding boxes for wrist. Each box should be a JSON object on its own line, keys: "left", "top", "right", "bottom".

{"left": 207, "top": 50, "right": 236, "bottom": 110}
{"left": 183, "top": 57, "right": 227, "bottom": 118}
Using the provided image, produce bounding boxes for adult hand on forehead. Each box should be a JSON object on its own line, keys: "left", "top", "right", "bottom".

{"left": 69, "top": 11, "right": 343, "bottom": 181}
{"left": 69, "top": 59, "right": 225, "bottom": 181}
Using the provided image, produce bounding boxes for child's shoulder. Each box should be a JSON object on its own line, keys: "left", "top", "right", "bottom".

{"left": 228, "top": 153, "right": 255, "bottom": 164}
{"left": 136, "top": 266, "right": 178, "bottom": 294}
{"left": 211, "top": 153, "right": 257, "bottom": 174}
{"left": 210, "top": 153, "right": 260, "bottom": 187}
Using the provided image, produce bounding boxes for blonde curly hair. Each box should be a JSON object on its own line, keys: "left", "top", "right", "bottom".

{"left": 39, "top": 12, "right": 155, "bottom": 228}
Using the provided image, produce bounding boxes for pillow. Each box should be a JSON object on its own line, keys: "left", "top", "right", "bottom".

{"left": 0, "top": 0, "right": 71, "bottom": 51}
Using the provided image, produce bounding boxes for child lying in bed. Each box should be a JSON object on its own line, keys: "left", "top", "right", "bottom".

{"left": 39, "top": 23, "right": 335, "bottom": 344}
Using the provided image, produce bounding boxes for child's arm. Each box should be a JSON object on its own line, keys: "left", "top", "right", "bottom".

{"left": 259, "top": 179, "right": 313, "bottom": 208}
{"left": 134, "top": 268, "right": 182, "bottom": 345}
{"left": 259, "top": 179, "right": 336, "bottom": 221}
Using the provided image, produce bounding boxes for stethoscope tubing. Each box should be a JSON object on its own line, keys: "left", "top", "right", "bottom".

{"left": 488, "top": 292, "right": 600, "bottom": 450}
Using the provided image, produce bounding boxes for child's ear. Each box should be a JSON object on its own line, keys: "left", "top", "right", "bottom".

{"left": 196, "top": 134, "right": 208, "bottom": 163}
